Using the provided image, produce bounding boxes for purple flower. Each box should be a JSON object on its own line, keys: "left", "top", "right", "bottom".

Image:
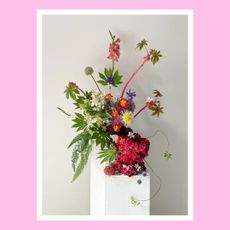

{"left": 107, "top": 75, "right": 114, "bottom": 85}
{"left": 126, "top": 89, "right": 136, "bottom": 100}
{"left": 126, "top": 99, "right": 136, "bottom": 112}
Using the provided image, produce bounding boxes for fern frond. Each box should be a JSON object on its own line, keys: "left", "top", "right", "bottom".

{"left": 71, "top": 144, "right": 80, "bottom": 172}
{"left": 71, "top": 144, "right": 92, "bottom": 182}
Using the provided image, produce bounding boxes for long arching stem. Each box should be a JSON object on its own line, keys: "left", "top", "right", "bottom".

{"left": 121, "top": 60, "right": 147, "bottom": 98}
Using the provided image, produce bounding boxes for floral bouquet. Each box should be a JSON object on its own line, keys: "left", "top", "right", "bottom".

{"left": 58, "top": 31, "right": 172, "bottom": 184}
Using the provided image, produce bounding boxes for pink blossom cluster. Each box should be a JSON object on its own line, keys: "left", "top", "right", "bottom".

{"left": 107, "top": 38, "right": 120, "bottom": 62}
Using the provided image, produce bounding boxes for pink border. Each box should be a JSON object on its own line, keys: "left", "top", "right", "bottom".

{"left": 1, "top": 0, "right": 228, "bottom": 229}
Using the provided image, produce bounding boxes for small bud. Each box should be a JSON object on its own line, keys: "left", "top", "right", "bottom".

{"left": 84, "top": 66, "right": 94, "bottom": 76}
{"left": 68, "top": 82, "right": 76, "bottom": 87}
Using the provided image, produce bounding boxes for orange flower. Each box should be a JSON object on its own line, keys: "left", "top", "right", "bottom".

{"left": 111, "top": 109, "right": 119, "bottom": 119}
{"left": 105, "top": 93, "right": 113, "bottom": 101}
{"left": 113, "top": 123, "right": 121, "bottom": 132}
{"left": 118, "top": 98, "right": 129, "bottom": 109}
{"left": 117, "top": 136, "right": 126, "bottom": 145}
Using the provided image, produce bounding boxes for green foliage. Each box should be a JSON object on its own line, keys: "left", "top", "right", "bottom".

{"left": 164, "top": 151, "right": 172, "bottom": 160}
{"left": 71, "top": 144, "right": 80, "bottom": 172}
{"left": 64, "top": 84, "right": 79, "bottom": 100}
{"left": 130, "top": 196, "right": 140, "bottom": 206}
{"left": 71, "top": 113, "right": 87, "bottom": 132}
{"left": 149, "top": 104, "right": 164, "bottom": 117}
{"left": 71, "top": 143, "right": 92, "bottom": 182}
{"left": 97, "top": 67, "right": 123, "bottom": 87}
{"left": 69, "top": 130, "right": 92, "bottom": 182}
{"left": 67, "top": 129, "right": 90, "bottom": 149}
{"left": 97, "top": 147, "right": 118, "bottom": 164}
{"left": 150, "top": 49, "right": 162, "bottom": 64}
{"left": 91, "top": 125, "right": 112, "bottom": 150}
{"left": 136, "top": 39, "right": 148, "bottom": 51}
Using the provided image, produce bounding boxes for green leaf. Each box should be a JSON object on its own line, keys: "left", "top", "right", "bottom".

{"left": 72, "top": 113, "right": 87, "bottom": 132}
{"left": 104, "top": 68, "right": 109, "bottom": 76}
{"left": 164, "top": 151, "right": 172, "bottom": 160}
{"left": 150, "top": 49, "right": 162, "bottom": 64}
{"left": 67, "top": 130, "right": 89, "bottom": 149}
{"left": 57, "top": 107, "right": 71, "bottom": 116}
{"left": 101, "top": 139, "right": 106, "bottom": 150}
{"left": 130, "top": 196, "right": 140, "bottom": 206}
{"left": 64, "top": 84, "right": 79, "bottom": 100}
{"left": 97, "top": 148, "right": 118, "bottom": 164}
{"left": 109, "top": 30, "right": 115, "bottom": 43}
{"left": 72, "top": 144, "right": 80, "bottom": 172}
{"left": 150, "top": 105, "right": 164, "bottom": 117}
{"left": 75, "top": 113, "right": 84, "bottom": 120}
{"left": 136, "top": 39, "right": 148, "bottom": 51}
{"left": 70, "top": 91, "right": 76, "bottom": 100}
{"left": 65, "top": 92, "right": 70, "bottom": 99}
{"left": 112, "top": 69, "right": 123, "bottom": 87}
{"left": 97, "top": 80, "right": 107, "bottom": 86}
{"left": 99, "top": 72, "right": 107, "bottom": 80}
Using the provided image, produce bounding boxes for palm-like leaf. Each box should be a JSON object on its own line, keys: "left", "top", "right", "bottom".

{"left": 97, "top": 148, "right": 118, "bottom": 164}
{"left": 150, "top": 49, "right": 162, "bottom": 64}
{"left": 136, "top": 39, "right": 148, "bottom": 51}
{"left": 150, "top": 105, "right": 164, "bottom": 117}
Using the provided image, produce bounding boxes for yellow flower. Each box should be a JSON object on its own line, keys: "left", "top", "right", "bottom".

{"left": 122, "top": 111, "right": 134, "bottom": 126}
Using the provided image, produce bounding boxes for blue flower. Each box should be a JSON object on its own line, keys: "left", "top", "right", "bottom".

{"left": 126, "top": 89, "right": 136, "bottom": 100}
{"left": 107, "top": 75, "right": 114, "bottom": 85}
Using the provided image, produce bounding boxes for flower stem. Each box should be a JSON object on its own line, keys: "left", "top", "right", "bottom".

{"left": 134, "top": 105, "right": 147, "bottom": 118}
{"left": 112, "top": 60, "right": 115, "bottom": 72}
{"left": 90, "top": 74, "right": 102, "bottom": 93}
{"left": 121, "top": 60, "right": 147, "bottom": 98}
{"left": 77, "top": 86, "right": 86, "bottom": 95}
{"left": 146, "top": 130, "right": 170, "bottom": 152}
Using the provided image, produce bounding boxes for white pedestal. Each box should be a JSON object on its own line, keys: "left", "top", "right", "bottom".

{"left": 90, "top": 152, "right": 150, "bottom": 216}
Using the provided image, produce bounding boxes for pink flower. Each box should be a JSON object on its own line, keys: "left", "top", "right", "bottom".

{"left": 107, "top": 41, "right": 120, "bottom": 62}
{"left": 144, "top": 54, "right": 151, "bottom": 61}
{"left": 146, "top": 97, "right": 155, "bottom": 108}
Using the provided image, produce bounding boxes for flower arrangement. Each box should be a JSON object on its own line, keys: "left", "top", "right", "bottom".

{"left": 58, "top": 31, "right": 172, "bottom": 185}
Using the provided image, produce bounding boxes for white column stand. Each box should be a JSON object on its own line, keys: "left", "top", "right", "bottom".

{"left": 90, "top": 149, "right": 150, "bottom": 216}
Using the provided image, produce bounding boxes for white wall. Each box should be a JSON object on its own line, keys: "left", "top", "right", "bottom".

{"left": 42, "top": 14, "right": 188, "bottom": 215}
